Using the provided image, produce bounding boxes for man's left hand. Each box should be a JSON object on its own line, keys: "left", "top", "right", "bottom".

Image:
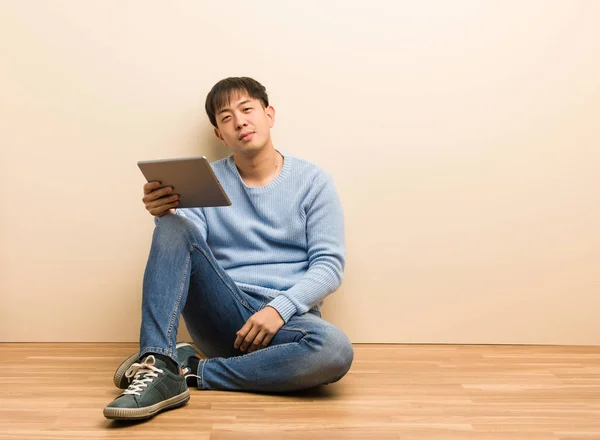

{"left": 234, "top": 306, "right": 285, "bottom": 353}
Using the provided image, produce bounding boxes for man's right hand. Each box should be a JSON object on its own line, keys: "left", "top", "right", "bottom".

{"left": 142, "top": 181, "right": 179, "bottom": 217}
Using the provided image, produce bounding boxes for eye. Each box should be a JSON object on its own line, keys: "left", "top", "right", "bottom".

{"left": 221, "top": 115, "right": 231, "bottom": 122}
{"left": 244, "top": 107, "right": 252, "bottom": 112}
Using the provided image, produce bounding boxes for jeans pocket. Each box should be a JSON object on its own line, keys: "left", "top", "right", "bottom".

{"left": 271, "top": 326, "right": 306, "bottom": 346}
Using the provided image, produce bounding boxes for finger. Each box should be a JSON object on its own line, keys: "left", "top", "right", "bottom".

{"left": 150, "top": 201, "right": 179, "bottom": 217}
{"left": 145, "top": 194, "right": 179, "bottom": 211}
{"left": 143, "top": 181, "right": 162, "bottom": 194}
{"left": 148, "top": 198, "right": 179, "bottom": 215}
{"left": 240, "top": 326, "right": 261, "bottom": 352}
{"left": 155, "top": 205, "right": 179, "bottom": 217}
{"left": 248, "top": 330, "right": 268, "bottom": 353}
{"left": 143, "top": 186, "right": 173, "bottom": 203}
{"left": 261, "top": 332, "right": 276, "bottom": 349}
{"left": 151, "top": 200, "right": 179, "bottom": 215}
{"left": 234, "top": 323, "right": 252, "bottom": 349}
{"left": 146, "top": 193, "right": 179, "bottom": 210}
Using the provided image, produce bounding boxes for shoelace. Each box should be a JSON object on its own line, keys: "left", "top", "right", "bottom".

{"left": 181, "top": 366, "right": 201, "bottom": 383}
{"left": 122, "top": 355, "right": 164, "bottom": 396}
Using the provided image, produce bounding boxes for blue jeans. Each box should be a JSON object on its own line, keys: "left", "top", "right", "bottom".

{"left": 139, "top": 214, "right": 354, "bottom": 392}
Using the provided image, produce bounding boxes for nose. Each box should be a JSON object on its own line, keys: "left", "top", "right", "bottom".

{"left": 234, "top": 114, "right": 247, "bottom": 130}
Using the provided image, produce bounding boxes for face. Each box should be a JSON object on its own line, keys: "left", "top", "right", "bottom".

{"left": 214, "top": 92, "right": 276, "bottom": 156}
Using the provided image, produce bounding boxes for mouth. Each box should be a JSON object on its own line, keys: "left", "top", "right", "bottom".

{"left": 239, "top": 131, "right": 255, "bottom": 141}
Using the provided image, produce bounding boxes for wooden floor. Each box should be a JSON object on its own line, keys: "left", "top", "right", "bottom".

{"left": 1, "top": 344, "right": 600, "bottom": 439}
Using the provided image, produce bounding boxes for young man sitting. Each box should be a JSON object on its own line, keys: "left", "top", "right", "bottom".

{"left": 104, "top": 77, "right": 353, "bottom": 421}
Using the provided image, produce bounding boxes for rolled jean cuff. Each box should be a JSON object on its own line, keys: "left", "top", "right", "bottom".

{"left": 196, "top": 358, "right": 208, "bottom": 390}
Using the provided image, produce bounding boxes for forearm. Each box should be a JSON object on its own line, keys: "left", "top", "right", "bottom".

{"left": 268, "top": 173, "right": 346, "bottom": 322}
{"left": 268, "top": 257, "right": 344, "bottom": 322}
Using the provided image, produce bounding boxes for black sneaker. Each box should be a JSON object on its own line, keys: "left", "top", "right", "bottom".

{"left": 103, "top": 355, "right": 189, "bottom": 421}
{"left": 176, "top": 343, "right": 203, "bottom": 387}
{"left": 176, "top": 343, "right": 201, "bottom": 377}
{"left": 113, "top": 342, "right": 200, "bottom": 389}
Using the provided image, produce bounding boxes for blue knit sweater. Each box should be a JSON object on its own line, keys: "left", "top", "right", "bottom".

{"left": 172, "top": 152, "right": 345, "bottom": 322}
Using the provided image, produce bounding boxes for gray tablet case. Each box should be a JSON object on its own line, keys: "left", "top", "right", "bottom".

{"left": 137, "top": 156, "right": 231, "bottom": 208}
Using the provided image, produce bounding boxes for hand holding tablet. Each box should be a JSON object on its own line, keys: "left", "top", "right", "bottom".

{"left": 138, "top": 157, "right": 231, "bottom": 216}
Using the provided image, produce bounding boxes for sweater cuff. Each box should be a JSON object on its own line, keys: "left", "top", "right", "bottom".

{"left": 267, "top": 295, "right": 297, "bottom": 323}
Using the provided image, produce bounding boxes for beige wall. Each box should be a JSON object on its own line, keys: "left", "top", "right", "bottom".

{"left": 1, "top": 1, "right": 599, "bottom": 344}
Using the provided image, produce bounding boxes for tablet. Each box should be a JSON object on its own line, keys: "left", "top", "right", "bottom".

{"left": 137, "top": 156, "right": 231, "bottom": 208}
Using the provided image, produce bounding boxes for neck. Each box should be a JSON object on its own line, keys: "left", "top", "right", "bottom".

{"left": 233, "top": 147, "right": 282, "bottom": 187}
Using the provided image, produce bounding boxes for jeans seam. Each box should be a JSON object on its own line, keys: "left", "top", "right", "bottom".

{"left": 280, "top": 326, "right": 308, "bottom": 336}
{"left": 199, "top": 359, "right": 207, "bottom": 389}
{"left": 220, "top": 342, "right": 300, "bottom": 361}
{"left": 191, "top": 242, "right": 257, "bottom": 314}
{"left": 165, "top": 250, "right": 190, "bottom": 351}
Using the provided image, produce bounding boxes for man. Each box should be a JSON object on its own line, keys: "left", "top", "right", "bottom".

{"left": 104, "top": 77, "right": 353, "bottom": 421}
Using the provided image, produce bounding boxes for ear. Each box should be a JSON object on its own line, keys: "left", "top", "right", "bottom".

{"left": 265, "top": 105, "right": 275, "bottom": 128}
{"left": 214, "top": 127, "right": 227, "bottom": 146}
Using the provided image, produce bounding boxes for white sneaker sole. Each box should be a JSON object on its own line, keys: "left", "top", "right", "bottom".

{"left": 103, "top": 388, "right": 190, "bottom": 420}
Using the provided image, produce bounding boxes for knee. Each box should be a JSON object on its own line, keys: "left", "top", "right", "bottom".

{"left": 318, "top": 327, "right": 354, "bottom": 382}
{"left": 153, "top": 214, "right": 199, "bottom": 249}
